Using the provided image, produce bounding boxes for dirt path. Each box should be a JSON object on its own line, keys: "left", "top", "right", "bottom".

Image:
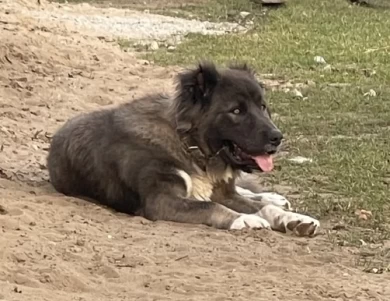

{"left": 0, "top": 1, "right": 389, "bottom": 300}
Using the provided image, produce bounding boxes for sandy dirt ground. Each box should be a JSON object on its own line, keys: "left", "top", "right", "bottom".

{"left": 0, "top": 1, "right": 389, "bottom": 300}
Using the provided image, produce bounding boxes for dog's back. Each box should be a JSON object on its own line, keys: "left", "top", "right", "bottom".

{"left": 47, "top": 94, "right": 181, "bottom": 213}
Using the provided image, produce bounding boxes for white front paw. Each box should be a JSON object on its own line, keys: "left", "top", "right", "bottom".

{"left": 229, "top": 214, "right": 271, "bottom": 230}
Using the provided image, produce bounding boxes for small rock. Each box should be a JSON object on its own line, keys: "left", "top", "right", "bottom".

{"left": 323, "top": 64, "right": 332, "bottom": 71}
{"left": 0, "top": 205, "right": 7, "bottom": 215}
{"left": 70, "top": 246, "right": 82, "bottom": 253}
{"left": 239, "top": 11, "right": 251, "bottom": 19}
{"left": 291, "top": 89, "right": 303, "bottom": 98}
{"left": 314, "top": 56, "right": 327, "bottom": 64}
{"left": 355, "top": 209, "right": 372, "bottom": 220}
{"left": 288, "top": 156, "right": 313, "bottom": 164}
{"left": 365, "top": 267, "right": 383, "bottom": 274}
{"left": 364, "top": 89, "right": 377, "bottom": 97}
{"left": 167, "top": 46, "right": 176, "bottom": 52}
{"left": 359, "top": 239, "right": 367, "bottom": 246}
{"left": 306, "top": 80, "right": 316, "bottom": 87}
{"left": 149, "top": 41, "right": 159, "bottom": 51}
{"left": 138, "top": 60, "right": 150, "bottom": 65}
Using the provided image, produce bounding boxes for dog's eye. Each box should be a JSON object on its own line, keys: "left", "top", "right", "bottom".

{"left": 232, "top": 108, "right": 241, "bottom": 115}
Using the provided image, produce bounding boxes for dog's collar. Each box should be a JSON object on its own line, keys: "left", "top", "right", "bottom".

{"left": 180, "top": 130, "right": 226, "bottom": 171}
{"left": 186, "top": 144, "right": 227, "bottom": 172}
{"left": 185, "top": 145, "right": 208, "bottom": 171}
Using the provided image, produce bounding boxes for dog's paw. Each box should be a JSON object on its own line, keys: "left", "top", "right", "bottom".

{"left": 286, "top": 214, "right": 320, "bottom": 237}
{"left": 257, "top": 205, "right": 320, "bottom": 237}
{"left": 229, "top": 214, "right": 271, "bottom": 230}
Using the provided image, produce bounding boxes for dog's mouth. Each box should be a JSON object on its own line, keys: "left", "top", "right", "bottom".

{"left": 221, "top": 141, "right": 276, "bottom": 172}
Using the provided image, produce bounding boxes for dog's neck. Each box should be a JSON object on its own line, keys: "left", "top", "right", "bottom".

{"left": 167, "top": 103, "right": 229, "bottom": 172}
{"left": 180, "top": 131, "right": 228, "bottom": 173}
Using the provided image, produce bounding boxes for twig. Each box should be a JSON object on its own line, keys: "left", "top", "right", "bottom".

{"left": 174, "top": 255, "right": 189, "bottom": 261}
{"left": 364, "top": 46, "right": 390, "bottom": 54}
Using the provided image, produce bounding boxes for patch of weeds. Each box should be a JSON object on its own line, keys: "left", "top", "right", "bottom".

{"left": 117, "top": 38, "right": 133, "bottom": 50}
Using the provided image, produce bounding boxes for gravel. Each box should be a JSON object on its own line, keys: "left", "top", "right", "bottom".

{"left": 22, "top": 2, "right": 247, "bottom": 42}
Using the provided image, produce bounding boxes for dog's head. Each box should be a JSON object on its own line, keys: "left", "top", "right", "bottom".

{"left": 173, "top": 61, "right": 283, "bottom": 173}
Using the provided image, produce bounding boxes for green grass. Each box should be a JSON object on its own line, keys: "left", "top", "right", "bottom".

{"left": 142, "top": 0, "right": 390, "bottom": 268}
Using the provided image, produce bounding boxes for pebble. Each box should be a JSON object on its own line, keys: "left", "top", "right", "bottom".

{"left": 149, "top": 41, "right": 159, "bottom": 51}
{"left": 323, "top": 64, "right": 332, "bottom": 71}
{"left": 239, "top": 11, "right": 251, "bottom": 19}
{"left": 364, "top": 89, "right": 377, "bottom": 97}
{"left": 288, "top": 156, "right": 313, "bottom": 164}
{"left": 291, "top": 89, "right": 303, "bottom": 98}
{"left": 306, "top": 80, "right": 316, "bottom": 87}
{"left": 314, "top": 56, "right": 327, "bottom": 64}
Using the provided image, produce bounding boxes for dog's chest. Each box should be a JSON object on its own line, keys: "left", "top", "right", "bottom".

{"left": 178, "top": 166, "right": 234, "bottom": 201}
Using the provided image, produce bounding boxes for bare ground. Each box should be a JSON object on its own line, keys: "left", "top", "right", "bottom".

{"left": 0, "top": 1, "right": 389, "bottom": 300}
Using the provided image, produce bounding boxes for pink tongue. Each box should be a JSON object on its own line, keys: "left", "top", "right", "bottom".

{"left": 252, "top": 155, "right": 274, "bottom": 172}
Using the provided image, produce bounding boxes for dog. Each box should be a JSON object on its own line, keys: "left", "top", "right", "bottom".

{"left": 47, "top": 61, "right": 320, "bottom": 236}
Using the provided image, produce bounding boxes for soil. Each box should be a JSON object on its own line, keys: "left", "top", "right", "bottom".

{"left": 0, "top": 1, "right": 389, "bottom": 300}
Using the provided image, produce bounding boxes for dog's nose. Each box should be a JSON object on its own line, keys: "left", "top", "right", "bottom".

{"left": 269, "top": 129, "right": 283, "bottom": 146}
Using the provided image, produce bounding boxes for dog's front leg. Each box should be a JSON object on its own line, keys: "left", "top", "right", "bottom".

{"left": 235, "top": 186, "right": 292, "bottom": 210}
{"left": 136, "top": 163, "right": 271, "bottom": 231}
{"left": 142, "top": 193, "right": 271, "bottom": 230}
{"left": 233, "top": 183, "right": 320, "bottom": 236}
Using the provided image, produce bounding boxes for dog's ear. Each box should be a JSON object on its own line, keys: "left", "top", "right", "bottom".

{"left": 173, "top": 62, "right": 220, "bottom": 133}
{"left": 178, "top": 61, "right": 220, "bottom": 104}
{"left": 228, "top": 62, "right": 256, "bottom": 76}
{"left": 196, "top": 61, "right": 219, "bottom": 97}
